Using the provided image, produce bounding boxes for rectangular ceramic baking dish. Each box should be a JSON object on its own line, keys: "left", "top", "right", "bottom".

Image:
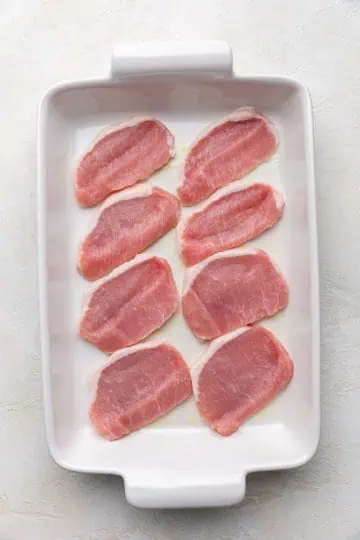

{"left": 37, "top": 41, "right": 320, "bottom": 508}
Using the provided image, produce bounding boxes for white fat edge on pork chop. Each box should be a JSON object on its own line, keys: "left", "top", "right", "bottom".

{"left": 77, "top": 185, "right": 175, "bottom": 267}
{"left": 79, "top": 253, "right": 171, "bottom": 324}
{"left": 182, "top": 247, "right": 262, "bottom": 296}
{"left": 177, "top": 107, "right": 278, "bottom": 190}
{"left": 191, "top": 326, "right": 251, "bottom": 399}
{"left": 79, "top": 116, "right": 175, "bottom": 162}
{"left": 89, "top": 340, "right": 174, "bottom": 402}
{"left": 177, "top": 178, "right": 285, "bottom": 243}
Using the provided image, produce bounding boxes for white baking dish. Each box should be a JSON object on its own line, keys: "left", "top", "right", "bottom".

{"left": 37, "top": 41, "right": 319, "bottom": 508}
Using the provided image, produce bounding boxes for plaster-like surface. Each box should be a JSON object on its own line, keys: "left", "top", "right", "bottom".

{"left": 1, "top": 1, "right": 360, "bottom": 538}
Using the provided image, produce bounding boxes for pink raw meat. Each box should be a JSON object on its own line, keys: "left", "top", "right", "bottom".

{"left": 80, "top": 256, "right": 178, "bottom": 354}
{"left": 195, "top": 326, "right": 294, "bottom": 436}
{"left": 177, "top": 107, "right": 277, "bottom": 206}
{"left": 76, "top": 117, "right": 174, "bottom": 207}
{"left": 182, "top": 248, "right": 288, "bottom": 340}
{"left": 78, "top": 186, "right": 180, "bottom": 280}
{"left": 90, "top": 342, "right": 192, "bottom": 440}
{"left": 179, "top": 182, "right": 284, "bottom": 266}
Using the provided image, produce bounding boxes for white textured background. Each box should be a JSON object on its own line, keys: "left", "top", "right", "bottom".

{"left": 1, "top": 1, "right": 360, "bottom": 538}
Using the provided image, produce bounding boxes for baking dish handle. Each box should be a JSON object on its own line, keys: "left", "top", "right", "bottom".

{"left": 111, "top": 41, "right": 233, "bottom": 78}
{"left": 124, "top": 475, "right": 246, "bottom": 509}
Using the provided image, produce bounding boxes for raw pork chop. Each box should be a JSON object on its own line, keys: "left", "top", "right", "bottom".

{"left": 78, "top": 186, "right": 180, "bottom": 280}
{"left": 179, "top": 182, "right": 284, "bottom": 266}
{"left": 177, "top": 107, "right": 277, "bottom": 206}
{"left": 80, "top": 256, "right": 178, "bottom": 353}
{"left": 194, "top": 326, "right": 294, "bottom": 436}
{"left": 182, "top": 248, "right": 288, "bottom": 340}
{"left": 89, "top": 342, "right": 192, "bottom": 440}
{"left": 76, "top": 117, "right": 175, "bottom": 207}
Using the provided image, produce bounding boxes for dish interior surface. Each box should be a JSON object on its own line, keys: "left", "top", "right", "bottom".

{"left": 40, "top": 75, "right": 318, "bottom": 499}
